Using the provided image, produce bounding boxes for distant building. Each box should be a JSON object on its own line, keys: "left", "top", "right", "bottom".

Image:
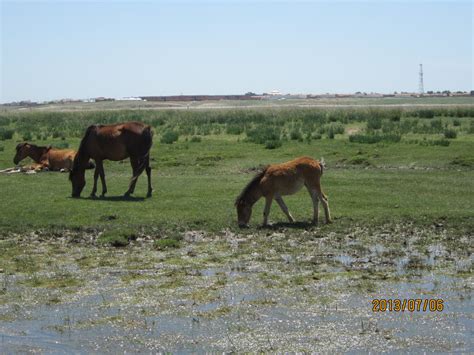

{"left": 116, "top": 97, "right": 143, "bottom": 101}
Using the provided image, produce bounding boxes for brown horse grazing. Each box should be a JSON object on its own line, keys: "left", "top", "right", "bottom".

{"left": 235, "top": 156, "right": 331, "bottom": 227}
{"left": 14, "top": 142, "right": 94, "bottom": 172}
{"left": 69, "top": 122, "right": 153, "bottom": 198}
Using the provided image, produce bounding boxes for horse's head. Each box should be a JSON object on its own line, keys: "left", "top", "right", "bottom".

{"left": 235, "top": 199, "right": 252, "bottom": 228}
{"left": 69, "top": 168, "right": 86, "bottom": 198}
{"left": 13, "top": 143, "right": 30, "bottom": 165}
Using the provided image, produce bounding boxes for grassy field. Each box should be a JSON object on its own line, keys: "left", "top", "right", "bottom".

{"left": 0, "top": 100, "right": 473, "bottom": 352}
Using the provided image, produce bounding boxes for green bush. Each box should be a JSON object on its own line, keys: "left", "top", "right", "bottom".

{"left": 413, "top": 138, "right": 450, "bottom": 147}
{"left": 264, "top": 139, "right": 282, "bottom": 149}
{"left": 97, "top": 229, "right": 136, "bottom": 247}
{"left": 161, "top": 131, "right": 179, "bottom": 144}
{"left": 444, "top": 129, "right": 457, "bottom": 139}
{"left": 290, "top": 129, "right": 302, "bottom": 140}
{"left": 431, "top": 139, "right": 450, "bottom": 146}
{"left": 367, "top": 117, "right": 382, "bottom": 130}
{"left": 349, "top": 133, "right": 401, "bottom": 144}
{"left": 0, "top": 128, "right": 14, "bottom": 140}
{"left": 190, "top": 135, "right": 202, "bottom": 142}
{"left": 327, "top": 128, "right": 335, "bottom": 139}
{"left": 416, "top": 109, "right": 435, "bottom": 118}
{"left": 468, "top": 121, "right": 474, "bottom": 134}
{"left": 154, "top": 237, "right": 180, "bottom": 250}
{"left": 22, "top": 132, "right": 33, "bottom": 141}
{"left": 246, "top": 126, "right": 281, "bottom": 145}
{"left": 0, "top": 145, "right": 4, "bottom": 152}
{"left": 381, "top": 120, "right": 400, "bottom": 134}
{"left": 430, "top": 119, "right": 443, "bottom": 132}
{"left": 226, "top": 124, "right": 244, "bottom": 135}
{"left": 52, "top": 131, "right": 64, "bottom": 138}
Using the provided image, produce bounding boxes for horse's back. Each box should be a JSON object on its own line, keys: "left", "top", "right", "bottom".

{"left": 91, "top": 122, "right": 152, "bottom": 161}
{"left": 266, "top": 156, "right": 321, "bottom": 176}
{"left": 46, "top": 149, "right": 76, "bottom": 170}
{"left": 261, "top": 157, "right": 322, "bottom": 196}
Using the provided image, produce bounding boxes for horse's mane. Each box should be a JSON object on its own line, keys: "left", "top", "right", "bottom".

{"left": 235, "top": 166, "right": 268, "bottom": 206}
{"left": 70, "top": 125, "right": 96, "bottom": 180}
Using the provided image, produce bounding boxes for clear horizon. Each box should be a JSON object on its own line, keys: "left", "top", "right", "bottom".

{"left": 1, "top": 0, "right": 472, "bottom": 103}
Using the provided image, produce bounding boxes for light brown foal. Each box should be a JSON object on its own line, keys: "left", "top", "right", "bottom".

{"left": 235, "top": 156, "right": 331, "bottom": 227}
{"left": 14, "top": 143, "right": 85, "bottom": 171}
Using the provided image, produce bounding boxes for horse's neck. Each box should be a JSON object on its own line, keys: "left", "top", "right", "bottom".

{"left": 246, "top": 186, "right": 263, "bottom": 206}
{"left": 29, "top": 146, "right": 47, "bottom": 163}
{"left": 75, "top": 150, "right": 91, "bottom": 170}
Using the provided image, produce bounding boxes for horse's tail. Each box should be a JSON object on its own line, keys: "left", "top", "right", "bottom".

{"left": 143, "top": 125, "right": 153, "bottom": 154}
{"left": 320, "top": 157, "right": 325, "bottom": 176}
{"left": 137, "top": 125, "right": 153, "bottom": 171}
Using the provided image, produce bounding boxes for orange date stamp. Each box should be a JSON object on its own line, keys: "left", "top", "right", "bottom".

{"left": 372, "top": 299, "right": 444, "bottom": 312}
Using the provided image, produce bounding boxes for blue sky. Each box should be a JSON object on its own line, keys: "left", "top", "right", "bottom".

{"left": 1, "top": 0, "right": 472, "bottom": 102}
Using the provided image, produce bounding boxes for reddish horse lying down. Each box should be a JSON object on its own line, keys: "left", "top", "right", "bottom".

{"left": 235, "top": 156, "right": 332, "bottom": 227}
{"left": 69, "top": 121, "right": 153, "bottom": 198}
{"left": 14, "top": 143, "right": 94, "bottom": 172}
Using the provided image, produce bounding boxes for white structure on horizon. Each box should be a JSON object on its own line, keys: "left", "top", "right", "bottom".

{"left": 116, "top": 97, "right": 143, "bottom": 101}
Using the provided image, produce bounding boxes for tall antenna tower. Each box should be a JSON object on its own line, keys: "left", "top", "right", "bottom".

{"left": 418, "top": 64, "right": 424, "bottom": 95}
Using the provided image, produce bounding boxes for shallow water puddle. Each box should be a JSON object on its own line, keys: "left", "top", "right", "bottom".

{"left": 0, "top": 224, "right": 472, "bottom": 352}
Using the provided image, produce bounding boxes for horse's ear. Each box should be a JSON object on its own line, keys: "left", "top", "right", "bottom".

{"left": 46, "top": 145, "right": 52, "bottom": 151}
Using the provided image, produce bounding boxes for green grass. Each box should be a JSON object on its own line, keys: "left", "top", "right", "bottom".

{"left": 0, "top": 137, "right": 473, "bottom": 232}
{"left": 97, "top": 228, "right": 136, "bottom": 247}
{"left": 0, "top": 104, "right": 473, "bottom": 233}
{"left": 154, "top": 238, "right": 181, "bottom": 250}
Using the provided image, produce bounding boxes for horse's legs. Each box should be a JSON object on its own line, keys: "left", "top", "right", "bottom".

{"left": 305, "top": 185, "right": 319, "bottom": 225}
{"left": 308, "top": 180, "right": 331, "bottom": 224}
{"left": 97, "top": 160, "right": 107, "bottom": 196}
{"left": 262, "top": 195, "right": 273, "bottom": 226}
{"left": 125, "top": 158, "right": 138, "bottom": 196}
{"left": 145, "top": 155, "right": 152, "bottom": 198}
{"left": 125, "top": 157, "right": 147, "bottom": 196}
{"left": 90, "top": 163, "right": 100, "bottom": 197}
{"left": 317, "top": 190, "right": 331, "bottom": 224}
{"left": 275, "top": 195, "right": 295, "bottom": 222}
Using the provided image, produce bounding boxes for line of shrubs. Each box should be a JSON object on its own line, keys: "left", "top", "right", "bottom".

{"left": 349, "top": 133, "right": 402, "bottom": 144}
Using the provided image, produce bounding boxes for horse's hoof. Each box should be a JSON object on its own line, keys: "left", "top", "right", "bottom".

{"left": 90, "top": 193, "right": 97, "bottom": 199}
{"left": 146, "top": 192, "right": 152, "bottom": 198}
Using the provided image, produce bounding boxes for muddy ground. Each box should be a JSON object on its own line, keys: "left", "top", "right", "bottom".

{"left": 0, "top": 221, "right": 472, "bottom": 352}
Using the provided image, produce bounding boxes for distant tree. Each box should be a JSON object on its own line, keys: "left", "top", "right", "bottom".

{"left": 470, "top": 90, "right": 474, "bottom": 96}
{"left": 245, "top": 92, "right": 256, "bottom": 96}
{"left": 427, "top": 91, "right": 434, "bottom": 94}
